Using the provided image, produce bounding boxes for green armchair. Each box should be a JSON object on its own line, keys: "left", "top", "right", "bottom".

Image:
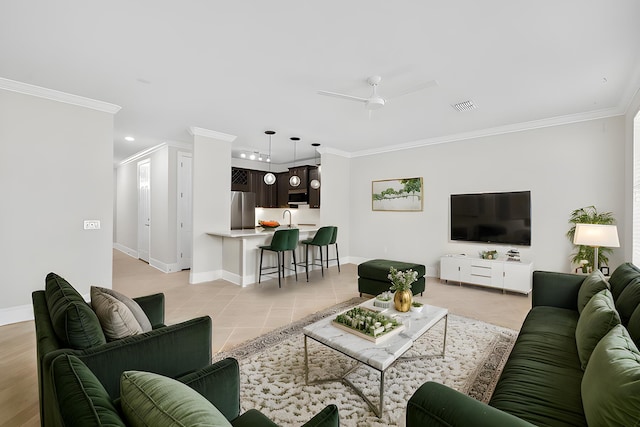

{"left": 33, "top": 273, "right": 213, "bottom": 427}
{"left": 50, "top": 354, "right": 340, "bottom": 427}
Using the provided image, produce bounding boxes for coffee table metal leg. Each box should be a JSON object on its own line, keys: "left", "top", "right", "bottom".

{"left": 442, "top": 314, "right": 448, "bottom": 357}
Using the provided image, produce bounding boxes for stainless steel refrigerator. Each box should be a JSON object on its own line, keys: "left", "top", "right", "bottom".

{"left": 230, "top": 191, "right": 256, "bottom": 230}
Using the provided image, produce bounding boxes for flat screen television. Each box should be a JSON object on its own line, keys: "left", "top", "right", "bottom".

{"left": 450, "top": 191, "right": 531, "bottom": 246}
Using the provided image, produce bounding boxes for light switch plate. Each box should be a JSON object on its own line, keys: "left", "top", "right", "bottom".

{"left": 84, "top": 220, "right": 101, "bottom": 230}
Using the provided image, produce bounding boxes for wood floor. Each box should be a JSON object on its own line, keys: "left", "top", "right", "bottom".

{"left": 0, "top": 250, "right": 531, "bottom": 426}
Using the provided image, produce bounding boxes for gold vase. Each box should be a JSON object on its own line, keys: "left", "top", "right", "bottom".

{"left": 394, "top": 290, "right": 413, "bottom": 312}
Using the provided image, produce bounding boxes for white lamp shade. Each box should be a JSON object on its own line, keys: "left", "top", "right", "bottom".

{"left": 310, "top": 179, "right": 320, "bottom": 189}
{"left": 289, "top": 175, "right": 301, "bottom": 187}
{"left": 573, "top": 224, "right": 620, "bottom": 247}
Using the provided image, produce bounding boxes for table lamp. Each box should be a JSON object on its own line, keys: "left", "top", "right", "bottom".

{"left": 573, "top": 224, "right": 620, "bottom": 271}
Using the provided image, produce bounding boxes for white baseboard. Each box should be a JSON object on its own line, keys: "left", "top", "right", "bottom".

{"left": 149, "top": 258, "right": 181, "bottom": 274}
{"left": 0, "top": 303, "right": 34, "bottom": 326}
{"left": 113, "top": 243, "right": 138, "bottom": 258}
{"left": 189, "top": 270, "right": 223, "bottom": 284}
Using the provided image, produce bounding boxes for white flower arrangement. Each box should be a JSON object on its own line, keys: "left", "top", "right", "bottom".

{"left": 388, "top": 267, "right": 418, "bottom": 291}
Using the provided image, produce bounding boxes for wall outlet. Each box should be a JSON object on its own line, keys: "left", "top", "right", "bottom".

{"left": 84, "top": 220, "right": 101, "bottom": 230}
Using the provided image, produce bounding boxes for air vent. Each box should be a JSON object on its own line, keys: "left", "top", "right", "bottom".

{"left": 452, "top": 100, "right": 478, "bottom": 112}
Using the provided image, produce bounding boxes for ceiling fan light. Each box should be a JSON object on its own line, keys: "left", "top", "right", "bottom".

{"left": 264, "top": 172, "right": 276, "bottom": 185}
{"left": 366, "top": 98, "right": 385, "bottom": 110}
{"left": 289, "top": 175, "right": 301, "bottom": 187}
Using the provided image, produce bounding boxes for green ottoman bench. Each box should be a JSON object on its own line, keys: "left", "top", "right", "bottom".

{"left": 358, "top": 259, "right": 426, "bottom": 297}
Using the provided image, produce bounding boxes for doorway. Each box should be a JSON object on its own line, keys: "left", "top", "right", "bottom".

{"left": 137, "top": 160, "right": 151, "bottom": 263}
{"left": 177, "top": 152, "right": 193, "bottom": 270}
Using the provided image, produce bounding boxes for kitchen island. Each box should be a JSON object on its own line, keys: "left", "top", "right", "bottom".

{"left": 207, "top": 225, "right": 320, "bottom": 286}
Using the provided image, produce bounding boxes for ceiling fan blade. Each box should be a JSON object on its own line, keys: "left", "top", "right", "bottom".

{"left": 388, "top": 80, "right": 439, "bottom": 99}
{"left": 317, "top": 90, "right": 368, "bottom": 103}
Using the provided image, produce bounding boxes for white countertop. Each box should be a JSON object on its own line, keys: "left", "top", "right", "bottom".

{"left": 207, "top": 225, "right": 319, "bottom": 238}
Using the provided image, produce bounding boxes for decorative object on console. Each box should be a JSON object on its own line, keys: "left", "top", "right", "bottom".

{"left": 389, "top": 267, "right": 417, "bottom": 312}
{"left": 567, "top": 205, "right": 617, "bottom": 269}
{"left": 506, "top": 249, "right": 521, "bottom": 262}
{"left": 411, "top": 301, "right": 424, "bottom": 312}
{"left": 480, "top": 250, "right": 498, "bottom": 260}
{"left": 573, "top": 223, "right": 620, "bottom": 271}
{"left": 372, "top": 177, "right": 423, "bottom": 211}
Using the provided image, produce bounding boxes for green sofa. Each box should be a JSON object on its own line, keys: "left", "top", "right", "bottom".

{"left": 49, "top": 354, "right": 340, "bottom": 426}
{"left": 33, "top": 273, "right": 213, "bottom": 427}
{"left": 407, "top": 263, "right": 640, "bottom": 426}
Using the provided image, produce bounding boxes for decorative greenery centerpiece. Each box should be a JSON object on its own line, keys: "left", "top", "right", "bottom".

{"left": 389, "top": 267, "right": 418, "bottom": 312}
{"left": 334, "top": 307, "right": 401, "bottom": 338}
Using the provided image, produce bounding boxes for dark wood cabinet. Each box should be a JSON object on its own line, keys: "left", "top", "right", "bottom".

{"left": 276, "top": 172, "right": 290, "bottom": 207}
{"left": 308, "top": 166, "right": 320, "bottom": 209}
{"left": 231, "top": 167, "right": 251, "bottom": 192}
{"left": 288, "top": 166, "right": 308, "bottom": 191}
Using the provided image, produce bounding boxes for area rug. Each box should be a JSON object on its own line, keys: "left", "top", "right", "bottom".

{"left": 213, "top": 297, "right": 517, "bottom": 427}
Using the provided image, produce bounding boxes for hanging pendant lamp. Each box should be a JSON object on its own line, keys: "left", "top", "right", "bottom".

{"left": 264, "top": 130, "right": 276, "bottom": 185}
{"left": 289, "top": 137, "right": 301, "bottom": 187}
{"left": 310, "top": 142, "right": 321, "bottom": 189}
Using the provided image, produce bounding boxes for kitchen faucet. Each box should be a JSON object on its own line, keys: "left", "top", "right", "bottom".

{"left": 283, "top": 209, "right": 292, "bottom": 228}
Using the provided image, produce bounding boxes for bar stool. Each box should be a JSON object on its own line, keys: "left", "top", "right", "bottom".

{"left": 300, "top": 226, "right": 334, "bottom": 281}
{"left": 258, "top": 228, "right": 299, "bottom": 288}
{"left": 327, "top": 226, "right": 340, "bottom": 272}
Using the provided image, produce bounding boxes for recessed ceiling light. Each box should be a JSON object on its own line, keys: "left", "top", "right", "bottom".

{"left": 240, "top": 153, "right": 246, "bottom": 158}
{"left": 124, "top": 136, "right": 135, "bottom": 142}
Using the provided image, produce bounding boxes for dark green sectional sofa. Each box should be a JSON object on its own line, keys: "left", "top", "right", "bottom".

{"left": 407, "top": 263, "right": 640, "bottom": 426}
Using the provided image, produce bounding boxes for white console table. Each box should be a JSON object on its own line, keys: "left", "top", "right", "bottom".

{"left": 440, "top": 255, "right": 533, "bottom": 294}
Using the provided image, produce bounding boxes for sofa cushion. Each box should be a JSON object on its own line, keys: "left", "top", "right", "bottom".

{"left": 91, "top": 287, "right": 144, "bottom": 340}
{"left": 45, "top": 272, "right": 106, "bottom": 349}
{"left": 608, "top": 262, "right": 640, "bottom": 301}
{"left": 490, "top": 306, "right": 587, "bottom": 426}
{"left": 582, "top": 324, "right": 640, "bottom": 426}
{"left": 576, "top": 270, "right": 608, "bottom": 314}
{"left": 92, "top": 286, "right": 152, "bottom": 332}
{"left": 575, "top": 289, "right": 620, "bottom": 369}
{"left": 120, "top": 370, "right": 232, "bottom": 427}
{"left": 51, "top": 354, "right": 125, "bottom": 427}
{"left": 627, "top": 305, "right": 640, "bottom": 347}
{"left": 616, "top": 279, "right": 640, "bottom": 325}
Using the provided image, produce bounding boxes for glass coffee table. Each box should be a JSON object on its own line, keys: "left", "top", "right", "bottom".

{"left": 303, "top": 298, "right": 448, "bottom": 417}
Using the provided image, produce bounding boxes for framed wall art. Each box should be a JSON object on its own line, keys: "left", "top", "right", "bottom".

{"left": 372, "top": 177, "right": 423, "bottom": 211}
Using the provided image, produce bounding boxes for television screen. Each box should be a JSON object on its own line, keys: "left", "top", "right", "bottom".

{"left": 450, "top": 191, "right": 531, "bottom": 246}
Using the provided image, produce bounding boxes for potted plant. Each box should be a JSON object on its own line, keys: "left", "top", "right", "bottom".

{"left": 388, "top": 267, "right": 418, "bottom": 312}
{"left": 566, "top": 206, "right": 616, "bottom": 269}
{"left": 410, "top": 301, "right": 424, "bottom": 312}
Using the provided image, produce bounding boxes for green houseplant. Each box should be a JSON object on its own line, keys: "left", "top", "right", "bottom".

{"left": 566, "top": 206, "right": 616, "bottom": 269}
{"left": 388, "top": 267, "right": 418, "bottom": 312}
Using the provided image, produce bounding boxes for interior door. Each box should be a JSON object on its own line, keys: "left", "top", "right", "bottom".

{"left": 177, "top": 153, "right": 193, "bottom": 270}
{"left": 137, "top": 160, "right": 151, "bottom": 263}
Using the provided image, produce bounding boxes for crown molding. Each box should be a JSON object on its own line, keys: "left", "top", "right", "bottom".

{"left": 350, "top": 107, "right": 624, "bottom": 158}
{"left": 0, "top": 77, "right": 121, "bottom": 114}
{"left": 188, "top": 127, "right": 237, "bottom": 142}
{"left": 317, "top": 146, "right": 351, "bottom": 158}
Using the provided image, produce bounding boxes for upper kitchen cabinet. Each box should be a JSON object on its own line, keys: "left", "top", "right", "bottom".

{"left": 231, "top": 167, "right": 251, "bottom": 192}
{"left": 276, "top": 172, "right": 290, "bottom": 207}
{"left": 308, "top": 166, "right": 320, "bottom": 209}
{"left": 288, "top": 166, "right": 308, "bottom": 191}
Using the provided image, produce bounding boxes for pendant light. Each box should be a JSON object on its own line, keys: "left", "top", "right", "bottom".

{"left": 310, "top": 142, "right": 321, "bottom": 189}
{"left": 263, "top": 130, "right": 276, "bottom": 185}
{"left": 289, "top": 137, "right": 301, "bottom": 187}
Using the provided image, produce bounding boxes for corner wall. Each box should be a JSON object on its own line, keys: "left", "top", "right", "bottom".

{"left": 348, "top": 116, "right": 626, "bottom": 276}
{"left": 0, "top": 86, "right": 117, "bottom": 324}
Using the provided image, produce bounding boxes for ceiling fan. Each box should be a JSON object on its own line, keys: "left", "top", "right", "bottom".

{"left": 317, "top": 75, "right": 438, "bottom": 111}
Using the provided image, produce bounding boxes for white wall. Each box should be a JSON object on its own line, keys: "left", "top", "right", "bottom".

{"left": 625, "top": 89, "right": 640, "bottom": 263}
{"left": 320, "top": 152, "right": 351, "bottom": 264}
{"left": 0, "top": 87, "right": 116, "bottom": 323}
{"left": 348, "top": 116, "right": 626, "bottom": 276}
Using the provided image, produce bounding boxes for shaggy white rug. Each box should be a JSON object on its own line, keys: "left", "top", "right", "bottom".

{"left": 213, "top": 298, "right": 517, "bottom": 427}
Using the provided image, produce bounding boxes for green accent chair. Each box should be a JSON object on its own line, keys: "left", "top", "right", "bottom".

{"left": 50, "top": 354, "right": 341, "bottom": 427}
{"left": 300, "top": 226, "right": 335, "bottom": 281}
{"left": 327, "top": 226, "right": 340, "bottom": 272}
{"left": 32, "top": 272, "right": 213, "bottom": 427}
{"left": 259, "top": 228, "right": 299, "bottom": 288}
